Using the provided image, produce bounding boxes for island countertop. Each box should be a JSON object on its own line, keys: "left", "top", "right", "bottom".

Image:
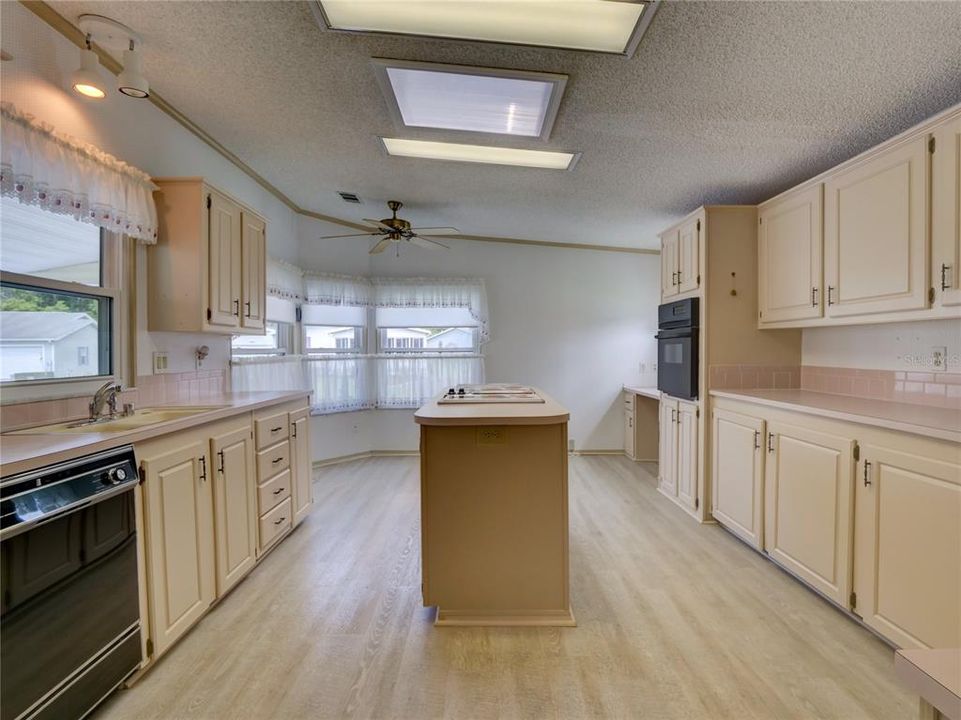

{"left": 415, "top": 388, "right": 570, "bottom": 426}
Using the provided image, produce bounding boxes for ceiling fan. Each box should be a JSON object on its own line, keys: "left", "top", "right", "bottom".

{"left": 319, "top": 200, "right": 459, "bottom": 254}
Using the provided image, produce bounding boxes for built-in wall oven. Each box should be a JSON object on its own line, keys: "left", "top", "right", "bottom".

{"left": 1, "top": 446, "right": 142, "bottom": 720}
{"left": 656, "top": 297, "right": 699, "bottom": 401}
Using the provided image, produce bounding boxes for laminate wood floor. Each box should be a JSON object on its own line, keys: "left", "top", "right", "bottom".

{"left": 94, "top": 455, "right": 913, "bottom": 720}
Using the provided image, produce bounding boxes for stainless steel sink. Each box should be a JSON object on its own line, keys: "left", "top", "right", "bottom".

{"left": 12, "top": 406, "right": 226, "bottom": 434}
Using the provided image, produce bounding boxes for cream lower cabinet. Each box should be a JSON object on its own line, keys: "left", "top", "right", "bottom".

{"left": 764, "top": 422, "right": 854, "bottom": 607}
{"left": 854, "top": 443, "right": 961, "bottom": 649}
{"left": 711, "top": 408, "right": 765, "bottom": 549}
{"left": 290, "top": 407, "right": 313, "bottom": 526}
{"left": 210, "top": 425, "right": 257, "bottom": 596}
{"left": 139, "top": 436, "right": 215, "bottom": 658}
{"left": 659, "top": 397, "right": 698, "bottom": 514}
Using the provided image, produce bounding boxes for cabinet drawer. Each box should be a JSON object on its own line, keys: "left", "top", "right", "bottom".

{"left": 259, "top": 497, "right": 292, "bottom": 550}
{"left": 255, "top": 412, "right": 289, "bottom": 451}
{"left": 257, "top": 441, "right": 290, "bottom": 480}
{"left": 258, "top": 469, "right": 291, "bottom": 515}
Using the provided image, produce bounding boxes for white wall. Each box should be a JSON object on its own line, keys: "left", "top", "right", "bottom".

{"left": 1, "top": 4, "right": 300, "bottom": 379}
{"left": 302, "top": 228, "right": 660, "bottom": 460}
{"left": 802, "top": 319, "right": 961, "bottom": 372}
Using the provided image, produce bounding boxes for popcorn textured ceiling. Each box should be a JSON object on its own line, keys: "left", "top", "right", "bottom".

{"left": 44, "top": 1, "right": 961, "bottom": 249}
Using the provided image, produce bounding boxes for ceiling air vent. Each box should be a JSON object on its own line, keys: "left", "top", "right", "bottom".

{"left": 338, "top": 191, "right": 361, "bottom": 204}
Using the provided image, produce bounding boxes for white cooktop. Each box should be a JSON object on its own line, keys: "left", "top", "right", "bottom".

{"left": 437, "top": 384, "right": 545, "bottom": 404}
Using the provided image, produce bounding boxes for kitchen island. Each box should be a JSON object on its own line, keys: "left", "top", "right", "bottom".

{"left": 415, "top": 386, "right": 574, "bottom": 626}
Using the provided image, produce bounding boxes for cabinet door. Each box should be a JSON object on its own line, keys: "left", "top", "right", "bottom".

{"left": 658, "top": 399, "right": 677, "bottom": 494}
{"left": 854, "top": 444, "right": 960, "bottom": 649}
{"left": 207, "top": 190, "right": 242, "bottom": 328}
{"left": 677, "top": 217, "right": 701, "bottom": 294}
{"left": 764, "top": 422, "right": 854, "bottom": 606}
{"left": 290, "top": 408, "right": 313, "bottom": 526}
{"left": 240, "top": 212, "right": 266, "bottom": 330}
{"left": 676, "top": 401, "right": 698, "bottom": 511}
{"left": 824, "top": 137, "right": 929, "bottom": 317}
{"left": 141, "top": 440, "right": 215, "bottom": 657}
{"left": 711, "top": 408, "right": 765, "bottom": 549}
{"left": 211, "top": 426, "right": 256, "bottom": 597}
{"left": 932, "top": 115, "right": 961, "bottom": 307}
{"left": 661, "top": 231, "right": 679, "bottom": 298}
{"left": 759, "top": 185, "right": 824, "bottom": 323}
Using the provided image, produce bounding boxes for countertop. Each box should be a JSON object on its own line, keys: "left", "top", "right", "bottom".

{"left": 623, "top": 385, "right": 660, "bottom": 400}
{"left": 895, "top": 648, "right": 960, "bottom": 720}
{"left": 710, "top": 389, "right": 961, "bottom": 444}
{"left": 0, "top": 391, "right": 310, "bottom": 478}
{"left": 415, "top": 388, "right": 569, "bottom": 426}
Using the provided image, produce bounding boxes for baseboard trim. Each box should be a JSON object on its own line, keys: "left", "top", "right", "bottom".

{"left": 572, "top": 449, "right": 624, "bottom": 456}
{"left": 312, "top": 450, "right": 419, "bottom": 469}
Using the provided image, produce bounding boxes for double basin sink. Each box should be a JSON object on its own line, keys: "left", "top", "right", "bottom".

{"left": 12, "top": 406, "right": 225, "bottom": 435}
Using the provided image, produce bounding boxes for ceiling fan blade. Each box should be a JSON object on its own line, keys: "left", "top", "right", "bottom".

{"left": 411, "top": 227, "right": 460, "bottom": 236}
{"left": 409, "top": 235, "right": 450, "bottom": 250}
{"left": 369, "top": 237, "right": 393, "bottom": 255}
{"left": 362, "top": 219, "right": 394, "bottom": 232}
{"left": 320, "top": 232, "right": 382, "bottom": 239}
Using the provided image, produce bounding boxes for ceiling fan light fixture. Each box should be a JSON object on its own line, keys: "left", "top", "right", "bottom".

{"left": 71, "top": 41, "right": 106, "bottom": 99}
{"left": 381, "top": 138, "right": 578, "bottom": 171}
{"left": 313, "top": 0, "right": 659, "bottom": 57}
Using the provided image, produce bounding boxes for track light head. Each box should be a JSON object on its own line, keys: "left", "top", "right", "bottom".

{"left": 71, "top": 41, "right": 106, "bottom": 99}
{"left": 117, "top": 45, "right": 149, "bottom": 98}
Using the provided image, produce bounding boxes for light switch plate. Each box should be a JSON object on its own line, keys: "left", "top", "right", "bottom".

{"left": 152, "top": 351, "right": 169, "bottom": 374}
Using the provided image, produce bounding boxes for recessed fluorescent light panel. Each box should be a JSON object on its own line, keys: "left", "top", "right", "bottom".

{"left": 313, "top": 0, "right": 659, "bottom": 56}
{"left": 373, "top": 59, "right": 567, "bottom": 140}
{"left": 381, "top": 138, "right": 578, "bottom": 170}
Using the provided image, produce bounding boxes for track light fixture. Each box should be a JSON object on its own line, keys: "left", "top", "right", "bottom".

{"left": 75, "top": 14, "right": 150, "bottom": 101}
{"left": 71, "top": 35, "right": 106, "bottom": 99}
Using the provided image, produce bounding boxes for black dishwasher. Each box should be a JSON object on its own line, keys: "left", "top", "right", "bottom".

{"left": 1, "top": 446, "right": 142, "bottom": 720}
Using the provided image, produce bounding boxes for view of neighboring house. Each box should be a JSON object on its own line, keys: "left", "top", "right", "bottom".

{"left": 323, "top": 326, "right": 475, "bottom": 351}
{"left": 0, "top": 311, "right": 98, "bottom": 381}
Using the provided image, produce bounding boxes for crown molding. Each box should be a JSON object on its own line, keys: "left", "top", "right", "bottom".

{"left": 21, "top": 0, "right": 658, "bottom": 256}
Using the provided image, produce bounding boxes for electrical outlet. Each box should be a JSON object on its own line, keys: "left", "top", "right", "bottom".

{"left": 568, "top": 439, "right": 575, "bottom": 452}
{"left": 932, "top": 346, "right": 947, "bottom": 371}
{"left": 652, "top": 363, "right": 657, "bottom": 373}
{"left": 152, "top": 351, "right": 169, "bottom": 374}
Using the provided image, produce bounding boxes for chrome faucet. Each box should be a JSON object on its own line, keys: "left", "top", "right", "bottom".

{"left": 90, "top": 381, "right": 122, "bottom": 421}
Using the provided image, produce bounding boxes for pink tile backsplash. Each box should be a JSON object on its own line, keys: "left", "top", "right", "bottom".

{"left": 0, "top": 370, "right": 227, "bottom": 432}
{"left": 709, "top": 365, "right": 801, "bottom": 391}
{"left": 801, "top": 365, "right": 961, "bottom": 409}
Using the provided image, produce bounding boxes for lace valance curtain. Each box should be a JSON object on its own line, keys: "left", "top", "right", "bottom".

{"left": 304, "top": 272, "right": 373, "bottom": 307}
{"left": 267, "top": 258, "right": 305, "bottom": 301}
{"left": 0, "top": 102, "right": 158, "bottom": 243}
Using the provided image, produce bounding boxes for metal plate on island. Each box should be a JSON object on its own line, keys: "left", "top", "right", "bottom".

{"left": 437, "top": 384, "right": 546, "bottom": 404}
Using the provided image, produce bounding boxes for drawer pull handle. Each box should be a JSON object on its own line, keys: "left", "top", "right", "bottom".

{"left": 753, "top": 430, "right": 760, "bottom": 450}
{"left": 863, "top": 461, "right": 872, "bottom": 487}
{"left": 273, "top": 488, "right": 285, "bottom": 495}
{"left": 767, "top": 432, "right": 775, "bottom": 453}
{"left": 827, "top": 285, "right": 835, "bottom": 306}
{"left": 942, "top": 263, "right": 951, "bottom": 292}
{"left": 271, "top": 426, "right": 283, "bottom": 432}
{"left": 272, "top": 457, "right": 284, "bottom": 464}
{"left": 274, "top": 517, "right": 286, "bottom": 525}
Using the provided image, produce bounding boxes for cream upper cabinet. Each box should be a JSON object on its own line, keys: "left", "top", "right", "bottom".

{"left": 824, "top": 136, "right": 930, "bottom": 318}
{"left": 210, "top": 425, "right": 256, "bottom": 597}
{"left": 290, "top": 407, "right": 313, "bottom": 527}
{"left": 140, "top": 437, "right": 215, "bottom": 658}
{"left": 758, "top": 185, "right": 823, "bottom": 324}
{"left": 677, "top": 216, "right": 701, "bottom": 294}
{"left": 675, "top": 401, "right": 698, "bottom": 511}
{"left": 658, "top": 398, "right": 677, "bottom": 495}
{"left": 207, "top": 190, "right": 242, "bottom": 329}
{"left": 241, "top": 212, "right": 267, "bottom": 330}
{"left": 932, "top": 115, "right": 961, "bottom": 307}
{"left": 661, "top": 230, "right": 679, "bottom": 299}
{"left": 711, "top": 408, "right": 765, "bottom": 549}
{"left": 764, "top": 422, "right": 854, "bottom": 607}
{"left": 148, "top": 178, "right": 267, "bottom": 335}
{"left": 854, "top": 443, "right": 961, "bottom": 650}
